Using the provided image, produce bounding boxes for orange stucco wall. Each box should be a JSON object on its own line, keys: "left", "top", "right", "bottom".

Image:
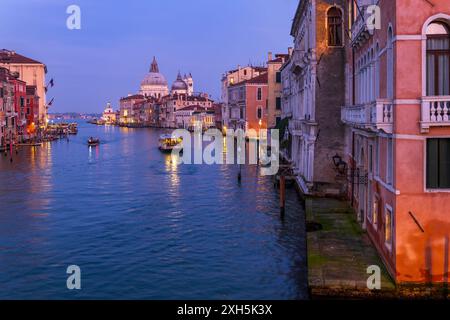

{"left": 347, "top": 0, "right": 450, "bottom": 283}
{"left": 245, "top": 85, "right": 268, "bottom": 133}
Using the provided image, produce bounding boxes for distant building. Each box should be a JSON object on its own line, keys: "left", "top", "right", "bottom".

{"left": 0, "top": 49, "right": 48, "bottom": 125}
{"left": 0, "top": 67, "right": 15, "bottom": 147}
{"left": 119, "top": 94, "right": 145, "bottom": 125}
{"left": 267, "top": 51, "right": 291, "bottom": 129}
{"left": 25, "top": 85, "right": 39, "bottom": 138}
{"left": 175, "top": 105, "right": 215, "bottom": 131}
{"left": 102, "top": 102, "right": 117, "bottom": 124}
{"left": 140, "top": 57, "right": 169, "bottom": 99}
{"left": 221, "top": 66, "right": 267, "bottom": 131}
{"left": 160, "top": 93, "right": 214, "bottom": 128}
{"left": 9, "top": 72, "right": 27, "bottom": 141}
{"left": 213, "top": 103, "right": 223, "bottom": 131}
{"left": 228, "top": 72, "right": 268, "bottom": 133}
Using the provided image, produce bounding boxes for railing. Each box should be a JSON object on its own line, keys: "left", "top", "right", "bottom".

{"left": 370, "top": 100, "right": 393, "bottom": 133}
{"left": 421, "top": 96, "right": 450, "bottom": 133}
{"left": 290, "top": 119, "right": 303, "bottom": 135}
{"left": 351, "top": 3, "right": 378, "bottom": 44}
{"left": 341, "top": 100, "right": 393, "bottom": 133}
{"left": 351, "top": 6, "right": 368, "bottom": 41}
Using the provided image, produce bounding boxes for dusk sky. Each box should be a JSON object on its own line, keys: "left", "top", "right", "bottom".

{"left": 0, "top": 0, "right": 298, "bottom": 113}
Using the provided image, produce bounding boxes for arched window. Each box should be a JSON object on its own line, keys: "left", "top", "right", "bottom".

{"left": 327, "top": 7, "right": 343, "bottom": 47}
{"left": 426, "top": 21, "right": 450, "bottom": 96}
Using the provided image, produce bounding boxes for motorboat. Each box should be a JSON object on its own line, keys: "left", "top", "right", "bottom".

{"left": 88, "top": 137, "right": 100, "bottom": 146}
{"left": 158, "top": 134, "right": 183, "bottom": 152}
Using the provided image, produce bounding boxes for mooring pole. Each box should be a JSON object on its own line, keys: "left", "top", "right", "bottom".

{"left": 238, "top": 164, "right": 242, "bottom": 183}
{"left": 280, "top": 175, "right": 286, "bottom": 219}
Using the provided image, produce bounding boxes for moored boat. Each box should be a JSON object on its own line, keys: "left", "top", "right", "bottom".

{"left": 158, "top": 135, "right": 183, "bottom": 153}
{"left": 68, "top": 123, "right": 78, "bottom": 134}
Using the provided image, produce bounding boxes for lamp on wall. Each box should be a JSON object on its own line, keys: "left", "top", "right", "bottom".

{"left": 332, "top": 153, "right": 342, "bottom": 167}
{"left": 332, "top": 153, "right": 347, "bottom": 175}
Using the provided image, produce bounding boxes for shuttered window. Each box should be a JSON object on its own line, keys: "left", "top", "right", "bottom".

{"left": 427, "top": 138, "right": 450, "bottom": 189}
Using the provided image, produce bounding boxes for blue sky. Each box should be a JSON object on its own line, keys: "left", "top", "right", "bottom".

{"left": 0, "top": 0, "right": 298, "bottom": 113}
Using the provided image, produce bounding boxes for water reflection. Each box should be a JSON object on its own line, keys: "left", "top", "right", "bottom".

{"left": 0, "top": 121, "right": 307, "bottom": 299}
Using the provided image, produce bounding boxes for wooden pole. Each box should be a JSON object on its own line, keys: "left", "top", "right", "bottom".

{"left": 280, "top": 175, "right": 286, "bottom": 219}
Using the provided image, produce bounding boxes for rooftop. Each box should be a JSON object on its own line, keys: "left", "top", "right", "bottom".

{"left": 0, "top": 49, "right": 44, "bottom": 65}
{"left": 231, "top": 72, "right": 268, "bottom": 86}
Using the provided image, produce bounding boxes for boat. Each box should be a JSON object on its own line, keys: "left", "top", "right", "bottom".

{"left": 88, "top": 137, "right": 100, "bottom": 146}
{"left": 68, "top": 123, "right": 78, "bottom": 134}
{"left": 17, "top": 142, "right": 42, "bottom": 147}
{"left": 158, "top": 135, "right": 183, "bottom": 152}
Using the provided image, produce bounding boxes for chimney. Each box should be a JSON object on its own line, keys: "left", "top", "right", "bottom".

{"left": 268, "top": 52, "right": 273, "bottom": 61}
{"left": 288, "top": 47, "right": 293, "bottom": 57}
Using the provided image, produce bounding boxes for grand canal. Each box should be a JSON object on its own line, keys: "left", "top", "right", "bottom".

{"left": 0, "top": 122, "right": 307, "bottom": 299}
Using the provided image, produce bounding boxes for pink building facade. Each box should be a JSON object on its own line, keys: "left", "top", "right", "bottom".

{"left": 341, "top": 0, "right": 450, "bottom": 283}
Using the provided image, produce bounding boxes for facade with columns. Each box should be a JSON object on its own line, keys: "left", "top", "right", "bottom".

{"left": 341, "top": 0, "right": 450, "bottom": 283}
{"left": 281, "top": 0, "right": 347, "bottom": 196}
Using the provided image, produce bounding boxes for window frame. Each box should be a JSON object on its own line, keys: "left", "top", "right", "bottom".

{"left": 257, "top": 87, "right": 263, "bottom": 101}
{"left": 384, "top": 204, "right": 394, "bottom": 251}
{"left": 372, "top": 194, "right": 379, "bottom": 230}
{"left": 257, "top": 106, "right": 262, "bottom": 119}
{"left": 426, "top": 22, "right": 450, "bottom": 96}
{"left": 327, "top": 6, "right": 344, "bottom": 47}
{"left": 426, "top": 137, "right": 450, "bottom": 190}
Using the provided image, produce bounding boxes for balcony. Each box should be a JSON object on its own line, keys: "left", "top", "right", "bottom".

{"left": 341, "top": 100, "right": 393, "bottom": 133}
{"left": 420, "top": 96, "right": 450, "bottom": 133}
{"left": 351, "top": 4, "right": 375, "bottom": 47}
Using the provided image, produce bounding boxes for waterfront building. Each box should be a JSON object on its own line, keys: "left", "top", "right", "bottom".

{"left": 267, "top": 51, "right": 291, "bottom": 129}
{"left": 171, "top": 72, "right": 189, "bottom": 95}
{"left": 221, "top": 66, "right": 267, "bottom": 131}
{"left": 25, "top": 85, "right": 39, "bottom": 138}
{"left": 184, "top": 73, "right": 194, "bottom": 96}
{"left": 140, "top": 57, "right": 169, "bottom": 99}
{"left": 0, "top": 49, "right": 48, "bottom": 126}
{"left": 174, "top": 105, "right": 215, "bottom": 131}
{"left": 340, "top": 0, "right": 450, "bottom": 284}
{"left": 228, "top": 73, "right": 268, "bottom": 133}
{"left": 10, "top": 76, "right": 27, "bottom": 141}
{"left": 102, "top": 102, "right": 117, "bottom": 124}
{"left": 119, "top": 94, "right": 145, "bottom": 125}
{"left": 0, "top": 67, "right": 16, "bottom": 146}
{"left": 280, "top": 0, "right": 347, "bottom": 196}
{"left": 160, "top": 93, "right": 214, "bottom": 128}
{"left": 213, "top": 103, "right": 223, "bottom": 131}
{"left": 121, "top": 55, "right": 207, "bottom": 128}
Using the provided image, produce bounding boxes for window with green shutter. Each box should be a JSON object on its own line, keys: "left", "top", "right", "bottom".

{"left": 427, "top": 138, "right": 450, "bottom": 189}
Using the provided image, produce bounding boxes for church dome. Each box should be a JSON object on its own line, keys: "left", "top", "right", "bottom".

{"left": 141, "top": 57, "right": 168, "bottom": 87}
{"left": 171, "top": 72, "right": 188, "bottom": 91}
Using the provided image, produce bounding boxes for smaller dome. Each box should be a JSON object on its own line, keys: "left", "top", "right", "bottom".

{"left": 171, "top": 72, "right": 188, "bottom": 91}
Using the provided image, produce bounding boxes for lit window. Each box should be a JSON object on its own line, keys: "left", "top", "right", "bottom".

{"left": 385, "top": 206, "right": 393, "bottom": 249}
{"left": 372, "top": 196, "right": 379, "bottom": 228}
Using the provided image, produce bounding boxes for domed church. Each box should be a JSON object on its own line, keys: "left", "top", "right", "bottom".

{"left": 140, "top": 57, "right": 169, "bottom": 98}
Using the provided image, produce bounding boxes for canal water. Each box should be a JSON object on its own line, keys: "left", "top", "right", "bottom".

{"left": 0, "top": 121, "right": 307, "bottom": 299}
